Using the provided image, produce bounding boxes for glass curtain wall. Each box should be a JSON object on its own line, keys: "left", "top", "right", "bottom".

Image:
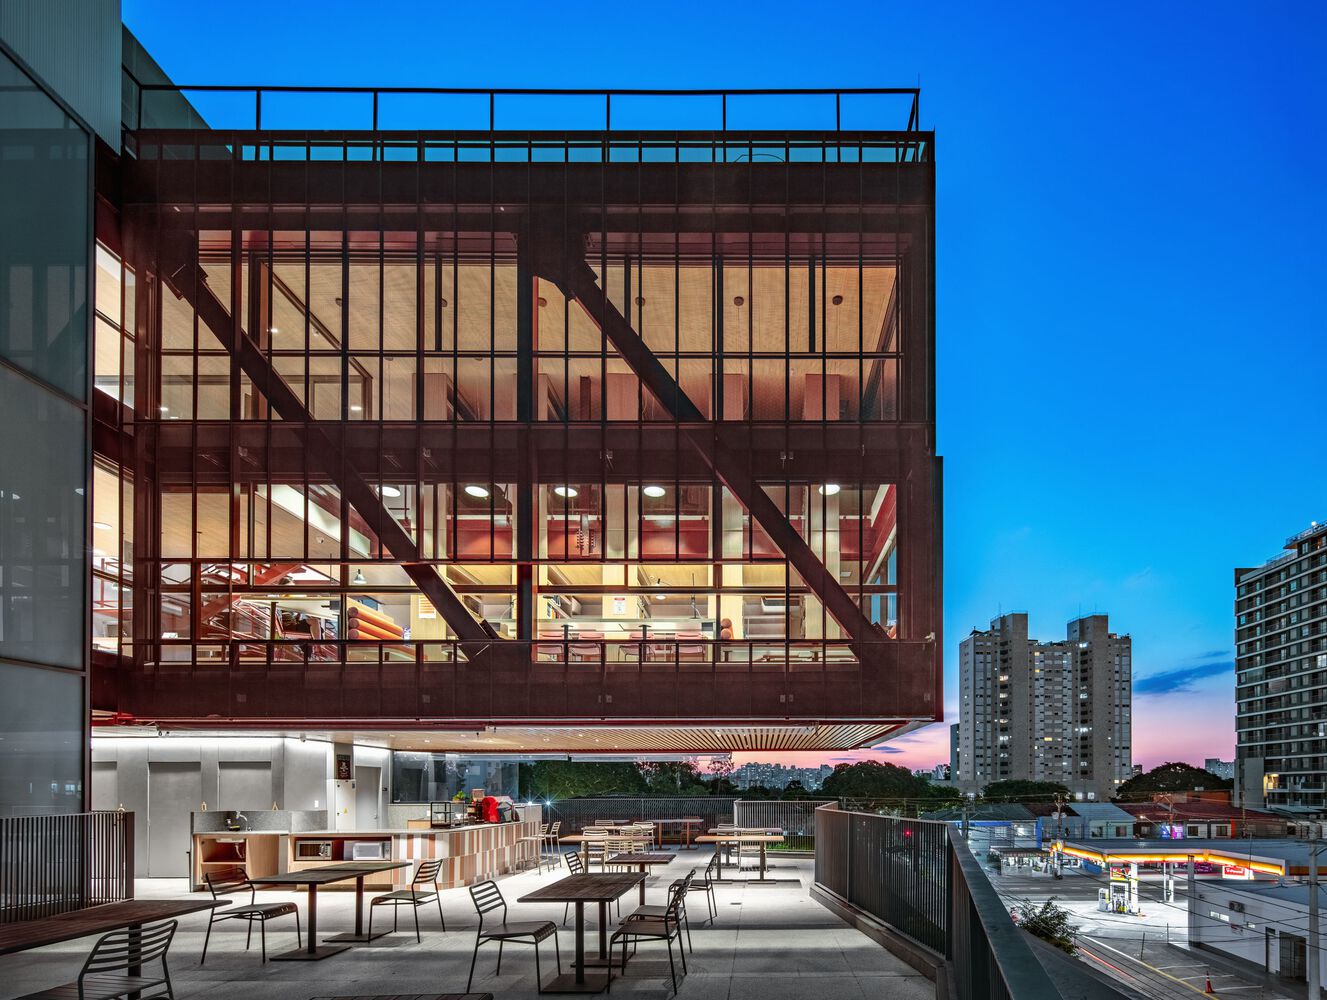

{"left": 104, "top": 184, "right": 908, "bottom": 669}
{"left": 0, "top": 49, "right": 92, "bottom": 815}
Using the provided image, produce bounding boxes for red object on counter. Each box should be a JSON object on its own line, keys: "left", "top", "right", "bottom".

{"left": 480, "top": 796, "right": 500, "bottom": 823}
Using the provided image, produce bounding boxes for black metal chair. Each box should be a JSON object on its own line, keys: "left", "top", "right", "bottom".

{"left": 16, "top": 919, "right": 178, "bottom": 999}
{"left": 627, "top": 869, "right": 695, "bottom": 953}
{"left": 611, "top": 878, "right": 688, "bottom": 995}
{"left": 368, "top": 857, "right": 446, "bottom": 942}
{"left": 689, "top": 852, "right": 720, "bottom": 923}
{"left": 200, "top": 865, "right": 300, "bottom": 964}
{"left": 466, "top": 879, "right": 561, "bottom": 994}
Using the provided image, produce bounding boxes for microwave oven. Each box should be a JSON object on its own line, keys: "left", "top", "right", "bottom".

{"left": 349, "top": 840, "right": 390, "bottom": 860}
{"left": 295, "top": 840, "right": 332, "bottom": 860}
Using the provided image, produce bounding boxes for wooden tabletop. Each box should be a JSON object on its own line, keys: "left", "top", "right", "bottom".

{"left": 606, "top": 852, "right": 676, "bottom": 865}
{"left": 257, "top": 861, "right": 409, "bottom": 887}
{"left": 310, "top": 994, "right": 493, "bottom": 1000}
{"left": 0, "top": 899, "right": 222, "bottom": 957}
{"left": 517, "top": 872, "right": 645, "bottom": 903}
{"left": 695, "top": 833, "right": 785, "bottom": 844}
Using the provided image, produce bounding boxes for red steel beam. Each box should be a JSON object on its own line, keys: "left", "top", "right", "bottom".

{"left": 161, "top": 251, "right": 496, "bottom": 646}
{"left": 529, "top": 229, "right": 881, "bottom": 644}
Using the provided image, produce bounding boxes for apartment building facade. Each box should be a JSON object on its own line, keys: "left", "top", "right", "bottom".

{"left": 957, "top": 613, "right": 1132, "bottom": 800}
{"left": 1235, "top": 520, "right": 1327, "bottom": 812}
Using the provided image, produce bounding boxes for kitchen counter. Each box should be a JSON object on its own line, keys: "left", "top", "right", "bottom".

{"left": 290, "top": 822, "right": 523, "bottom": 836}
{"left": 192, "top": 813, "right": 543, "bottom": 891}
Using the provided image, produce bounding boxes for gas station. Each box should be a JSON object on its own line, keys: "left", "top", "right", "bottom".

{"left": 1054, "top": 840, "right": 1288, "bottom": 916}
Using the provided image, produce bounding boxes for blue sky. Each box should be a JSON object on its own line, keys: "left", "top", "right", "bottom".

{"left": 123, "top": 1, "right": 1327, "bottom": 768}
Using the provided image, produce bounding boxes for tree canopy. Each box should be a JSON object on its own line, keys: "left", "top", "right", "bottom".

{"left": 1113, "top": 761, "right": 1233, "bottom": 802}
{"left": 518, "top": 761, "right": 648, "bottom": 800}
{"left": 820, "top": 760, "right": 959, "bottom": 803}
{"left": 981, "top": 779, "right": 1070, "bottom": 803}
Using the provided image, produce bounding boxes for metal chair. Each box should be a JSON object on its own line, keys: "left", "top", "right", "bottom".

{"left": 368, "top": 857, "right": 446, "bottom": 942}
{"left": 690, "top": 851, "right": 720, "bottom": 923}
{"left": 628, "top": 870, "right": 695, "bottom": 953}
{"left": 200, "top": 866, "right": 300, "bottom": 964}
{"left": 466, "top": 879, "right": 561, "bottom": 994}
{"left": 581, "top": 827, "right": 609, "bottom": 870}
{"left": 611, "top": 878, "right": 688, "bottom": 995}
{"left": 16, "top": 919, "right": 178, "bottom": 999}
{"left": 543, "top": 820, "right": 563, "bottom": 868}
{"left": 601, "top": 837, "right": 635, "bottom": 871}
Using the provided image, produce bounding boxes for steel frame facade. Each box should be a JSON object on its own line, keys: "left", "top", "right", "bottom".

{"left": 90, "top": 106, "right": 940, "bottom": 751}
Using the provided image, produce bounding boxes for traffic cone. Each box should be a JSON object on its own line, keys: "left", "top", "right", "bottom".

{"left": 1204, "top": 971, "right": 1215, "bottom": 995}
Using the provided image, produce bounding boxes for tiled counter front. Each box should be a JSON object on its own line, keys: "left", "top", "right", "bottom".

{"left": 394, "top": 819, "right": 542, "bottom": 887}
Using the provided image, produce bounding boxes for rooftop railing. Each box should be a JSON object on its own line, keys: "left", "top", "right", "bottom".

{"left": 813, "top": 803, "right": 1120, "bottom": 1000}
{"left": 124, "top": 81, "right": 922, "bottom": 135}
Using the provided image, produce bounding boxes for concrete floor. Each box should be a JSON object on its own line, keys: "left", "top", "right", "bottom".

{"left": 0, "top": 855, "right": 931, "bottom": 1000}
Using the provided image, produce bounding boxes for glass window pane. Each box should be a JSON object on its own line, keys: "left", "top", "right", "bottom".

{"left": 0, "top": 365, "right": 86, "bottom": 668}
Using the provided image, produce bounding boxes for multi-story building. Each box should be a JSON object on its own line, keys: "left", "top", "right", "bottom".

{"left": 0, "top": 5, "right": 944, "bottom": 826}
{"left": 1204, "top": 757, "right": 1235, "bottom": 781}
{"left": 1234, "top": 520, "right": 1327, "bottom": 812}
{"left": 957, "top": 613, "right": 1132, "bottom": 801}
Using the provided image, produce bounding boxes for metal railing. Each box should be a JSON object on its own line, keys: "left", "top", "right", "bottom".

{"left": 123, "top": 82, "right": 921, "bottom": 134}
{"left": 0, "top": 812, "right": 134, "bottom": 922}
{"left": 814, "top": 802, "right": 1068, "bottom": 1000}
{"left": 544, "top": 797, "right": 736, "bottom": 838}
{"left": 733, "top": 798, "right": 834, "bottom": 851}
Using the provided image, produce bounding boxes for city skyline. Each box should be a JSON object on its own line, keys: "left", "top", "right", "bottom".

{"left": 122, "top": 0, "right": 1327, "bottom": 773}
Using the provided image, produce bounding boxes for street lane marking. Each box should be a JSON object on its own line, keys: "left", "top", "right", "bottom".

{"left": 1082, "top": 937, "right": 1217, "bottom": 998}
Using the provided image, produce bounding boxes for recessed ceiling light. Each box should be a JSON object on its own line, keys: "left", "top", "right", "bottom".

{"left": 733, "top": 295, "right": 745, "bottom": 306}
{"left": 349, "top": 404, "right": 363, "bottom": 412}
{"left": 553, "top": 486, "right": 578, "bottom": 498}
{"left": 464, "top": 485, "right": 490, "bottom": 499}
{"left": 819, "top": 483, "right": 841, "bottom": 496}
{"left": 159, "top": 405, "right": 169, "bottom": 413}
{"left": 831, "top": 295, "right": 844, "bottom": 306}
{"left": 653, "top": 594, "right": 665, "bottom": 601}
{"left": 268, "top": 326, "right": 280, "bottom": 334}
{"left": 380, "top": 485, "right": 402, "bottom": 498}
{"left": 642, "top": 485, "right": 666, "bottom": 498}
{"left": 635, "top": 296, "right": 645, "bottom": 306}
{"left": 93, "top": 521, "right": 112, "bottom": 531}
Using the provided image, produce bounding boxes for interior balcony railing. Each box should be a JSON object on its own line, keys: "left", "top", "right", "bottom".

{"left": 103, "top": 637, "right": 935, "bottom": 722}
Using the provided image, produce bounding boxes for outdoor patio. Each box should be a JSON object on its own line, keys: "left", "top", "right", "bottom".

{"left": 0, "top": 854, "right": 931, "bottom": 1000}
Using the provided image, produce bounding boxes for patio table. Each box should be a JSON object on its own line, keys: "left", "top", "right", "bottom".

{"left": 518, "top": 872, "right": 644, "bottom": 993}
{"left": 256, "top": 860, "right": 410, "bottom": 959}
{"left": 0, "top": 898, "right": 222, "bottom": 957}
{"left": 695, "top": 833, "right": 788, "bottom": 882}
{"left": 651, "top": 816, "right": 703, "bottom": 849}
{"left": 604, "top": 851, "right": 676, "bottom": 903}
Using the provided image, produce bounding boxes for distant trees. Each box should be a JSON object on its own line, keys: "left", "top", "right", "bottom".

{"left": 981, "top": 780, "right": 1070, "bottom": 803}
{"left": 519, "top": 761, "right": 648, "bottom": 800}
{"left": 1114, "top": 762, "right": 1233, "bottom": 802}
{"left": 820, "top": 760, "right": 960, "bottom": 805}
